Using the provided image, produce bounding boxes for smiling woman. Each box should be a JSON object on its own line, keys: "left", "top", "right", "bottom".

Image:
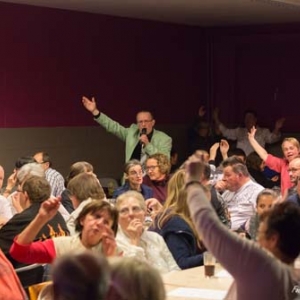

{"left": 9, "top": 199, "right": 120, "bottom": 265}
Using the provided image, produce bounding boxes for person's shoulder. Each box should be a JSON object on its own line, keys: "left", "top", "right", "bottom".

{"left": 152, "top": 129, "right": 171, "bottom": 139}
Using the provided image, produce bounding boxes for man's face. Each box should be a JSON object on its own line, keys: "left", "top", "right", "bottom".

{"left": 33, "top": 153, "right": 49, "bottom": 171}
{"left": 222, "top": 166, "right": 241, "bottom": 192}
{"left": 136, "top": 112, "right": 155, "bottom": 134}
{"left": 288, "top": 159, "right": 300, "bottom": 184}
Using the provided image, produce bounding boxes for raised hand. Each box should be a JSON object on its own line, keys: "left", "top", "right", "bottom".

{"left": 198, "top": 106, "right": 206, "bottom": 117}
{"left": 220, "top": 139, "right": 229, "bottom": 159}
{"left": 275, "top": 117, "right": 285, "bottom": 131}
{"left": 38, "top": 197, "right": 61, "bottom": 221}
{"left": 82, "top": 96, "right": 99, "bottom": 115}
{"left": 101, "top": 227, "right": 117, "bottom": 257}
{"left": 126, "top": 218, "right": 144, "bottom": 246}
{"left": 248, "top": 126, "right": 257, "bottom": 140}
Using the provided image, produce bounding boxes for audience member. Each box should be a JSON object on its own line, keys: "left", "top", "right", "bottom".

{"left": 286, "top": 157, "right": 300, "bottom": 196}
{"left": 0, "top": 248, "right": 26, "bottom": 300}
{"left": 187, "top": 105, "right": 222, "bottom": 156}
{"left": 66, "top": 172, "right": 106, "bottom": 235}
{"left": 10, "top": 200, "right": 119, "bottom": 264}
{"left": 246, "top": 152, "right": 280, "bottom": 188}
{"left": 244, "top": 188, "right": 278, "bottom": 240}
{"left": 82, "top": 96, "right": 172, "bottom": 163}
{"left": 221, "top": 156, "right": 264, "bottom": 230}
{"left": 201, "top": 163, "right": 231, "bottom": 228}
{"left": 33, "top": 152, "right": 65, "bottom": 197}
{"left": 115, "top": 191, "right": 180, "bottom": 273}
{"left": 39, "top": 252, "right": 110, "bottom": 300}
{"left": 0, "top": 176, "right": 69, "bottom": 268}
{"left": 0, "top": 165, "right": 12, "bottom": 227}
{"left": 143, "top": 153, "right": 171, "bottom": 204}
{"left": 2, "top": 156, "right": 36, "bottom": 207}
{"left": 248, "top": 127, "right": 300, "bottom": 195}
{"left": 185, "top": 154, "right": 300, "bottom": 300}
{"left": 113, "top": 160, "right": 153, "bottom": 200}
{"left": 107, "top": 256, "right": 166, "bottom": 300}
{"left": 62, "top": 161, "right": 95, "bottom": 213}
{"left": 213, "top": 108, "right": 284, "bottom": 155}
{"left": 150, "top": 169, "right": 205, "bottom": 269}
{"left": 286, "top": 177, "right": 300, "bottom": 206}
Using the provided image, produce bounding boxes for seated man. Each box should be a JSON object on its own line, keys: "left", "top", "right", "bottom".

{"left": 33, "top": 152, "right": 65, "bottom": 197}
{"left": 0, "top": 176, "right": 69, "bottom": 268}
{"left": 220, "top": 156, "right": 264, "bottom": 230}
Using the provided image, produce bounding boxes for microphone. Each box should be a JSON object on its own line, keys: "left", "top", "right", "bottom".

{"left": 140, "top": 128, "right": 147, "bottom": 147}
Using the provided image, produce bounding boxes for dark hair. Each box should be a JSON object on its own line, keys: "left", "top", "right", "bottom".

{"left": 246, "top": 152, "right": 263, "bottom": 171}
{"left": 75, "top": 201, "right": 119, "bottom": 236}
{"left": 260, "top": 201, "right": 300, "bottom": 263}
{"left": 37, "top": 152, "right": 52, "bottom": 167}
{"left": 243, "top": 109, "right": 257, "bottom": 119}
{"left": 228, "top": 148, "right": 247, "bottom": 162}
{"left": 15, "top": 156, "right": 36, "bottom": 170}
{"left": 52, "top": 252, "right": 110, "bottom": 300}
{"left": 22, "top": 176, "right": 51, "bottom": 203}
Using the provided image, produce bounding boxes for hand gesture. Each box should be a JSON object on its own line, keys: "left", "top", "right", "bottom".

{"left": 12, "top": 192, "right": 23, "bottom": 213}
{"left": 139, "top": 134, "right": 149, "bottom": 146}
{"left": 145, "top": 198, "right": 162, "bottom": 219}
{"left": 185, "top": 151, "right": 206, "bottom": 183}
{"left": 209, "top": 142, "right": 220, "bottom": 160}
{"left": 220, "top": 139, "right": 229, "bottom": 157}
{"left": 101, "top": 227, "right": 117, "bottom": 257}
{"left": 38, "top": 197, "right": 61, "bottom": 221}
{"left": 126, "top": 218, "right": 144, "bottom": 246}
{"left": 198, "top": 106, "right": 206, "bottom": 117}
{"left": 6, "top": 171, "right": 17, "bottom": 191}
{"left": 275, "top": 117, "right": 285, "bottom": 131}
{"left": 82, "top": 96, "right": 98, "bottom": 115}
{"left": 248, "top": 126, "right": 257, "bottom": 140}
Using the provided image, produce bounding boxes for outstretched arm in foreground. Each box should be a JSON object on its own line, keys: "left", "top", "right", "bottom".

{"left": 248, "top": 126, "right": 268, "bottom": 161}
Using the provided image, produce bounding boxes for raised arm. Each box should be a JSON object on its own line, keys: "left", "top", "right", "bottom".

{"left": 248, "top": 126, "right": 268, "bottom": 161}
{"left": 82, "top": 96, "right": 100, "bottom": 117}
{"left": 16, "top": 198, "right": 61, "bottom": 245}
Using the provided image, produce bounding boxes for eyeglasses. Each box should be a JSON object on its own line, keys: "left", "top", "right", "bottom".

{"left": 128, "top": 171, "right": 143, "bottom": 177}
{"left": 119, "top": 206, "right": 143, "bottom": 216}
{"left": 145, "top": 165, "right": 158, "bottom": 172}
{"left": 137, "top": 120, "right": 153, "bottom": 125}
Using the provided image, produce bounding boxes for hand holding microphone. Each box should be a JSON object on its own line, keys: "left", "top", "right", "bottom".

{"left": 140, "top": 128, "right": 147, "bottom": 147}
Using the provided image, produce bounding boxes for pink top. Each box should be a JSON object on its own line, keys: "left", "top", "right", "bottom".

{"left": 10, "top": 238, "right": 56, "bottom": 264}
{"left": 265, "top": 154, "right": 292, "bottom": 194}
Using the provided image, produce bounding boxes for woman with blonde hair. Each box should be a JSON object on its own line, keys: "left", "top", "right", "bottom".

{"left": 248, "top": 127, "right": 300, "bottom": 195}
{"left": 107, "top": 256, "right": 166, "bottom": 300}
{"left": 150, "top": 169, "right": 205, "bottom": 269}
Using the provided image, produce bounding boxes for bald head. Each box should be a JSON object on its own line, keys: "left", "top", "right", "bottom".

{"left": 288, "top": 157, "right": 300, "bottom": 184}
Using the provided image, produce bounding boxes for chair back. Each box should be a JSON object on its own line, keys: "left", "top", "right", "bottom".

{"left": 15, "top": 264, "right": 45, "bottom": 289}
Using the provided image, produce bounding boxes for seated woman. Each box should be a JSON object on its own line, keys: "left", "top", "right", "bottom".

{"left": 115, "top": 191, "right": 180, "bottom": 273}
{"left": 185, "top": 154, "right": 300, "bottom": 300}
{"left": 10, "top": 199, "right": 119, "bottom": 264}
{"left": 150, "top": 169, "right": 205, "bottom": 269}
{"left": 107, "top": 256, "right": 166, "bottom": 300}
{"left": 61, "top": 161, "right": 95, "bottom": 213}
{"left": 113, "top": 160, "right": 153, "bottom": 200}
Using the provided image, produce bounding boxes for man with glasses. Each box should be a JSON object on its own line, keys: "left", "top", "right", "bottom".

{"left": 82, "top": 96, "right": 172, "bottom": 163}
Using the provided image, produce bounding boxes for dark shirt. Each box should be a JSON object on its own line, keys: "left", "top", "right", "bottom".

{"left": 0, "top": 203, "right": 69, "bottom": 268}
{"left": 112, "top": 182, "right": 153, "bottom": 200}
{"left": 143, "top": 175, "right": 169, "bottom": 204}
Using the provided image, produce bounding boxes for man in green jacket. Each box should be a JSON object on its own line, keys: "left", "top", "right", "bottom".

{"left": 82, "top": 96, "right": 172, "bottom": 163}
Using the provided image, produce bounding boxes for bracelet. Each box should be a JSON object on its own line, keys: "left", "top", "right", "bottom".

{"left": 185, "top": 180, "right": 202, "bottom": 189}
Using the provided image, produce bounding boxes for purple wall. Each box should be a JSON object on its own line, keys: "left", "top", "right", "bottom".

{"left": 0, "top": 3, "right": 207, "bottom": 128}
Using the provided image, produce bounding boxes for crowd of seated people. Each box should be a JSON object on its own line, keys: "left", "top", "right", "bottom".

{"left": 2, "top": 103, "right": 300, "bottom": 300}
